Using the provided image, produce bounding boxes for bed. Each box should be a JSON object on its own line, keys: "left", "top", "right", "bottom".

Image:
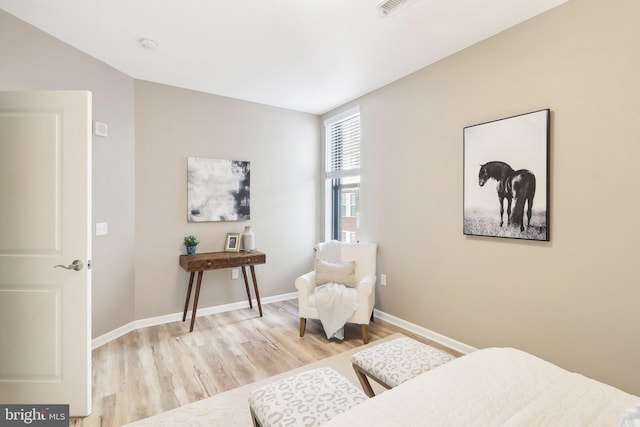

{"left": 323, "top": 347, "right": 640, "bottom": 426}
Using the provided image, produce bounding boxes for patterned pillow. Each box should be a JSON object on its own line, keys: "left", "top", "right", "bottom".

{"left": 315, "top": 259, "right": 356, "bottom": 288}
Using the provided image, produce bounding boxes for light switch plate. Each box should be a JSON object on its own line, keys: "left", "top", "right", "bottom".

{"left": 96, "top": 222, "right": 108, "bottom": 236}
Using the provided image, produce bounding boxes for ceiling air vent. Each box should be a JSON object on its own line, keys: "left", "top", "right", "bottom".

{"left": 375, "top": 0, "right": 413, "bottom": 16}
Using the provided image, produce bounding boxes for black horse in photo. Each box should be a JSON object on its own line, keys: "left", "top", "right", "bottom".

{"left": 478, "top": 161, "right": 536, "bottom": 232}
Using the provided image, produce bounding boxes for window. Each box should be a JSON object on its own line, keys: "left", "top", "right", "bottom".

{"left": 341, "top": 231, "right": 357, "bottom": 243}
{"left": 324, "top": 107, "right": 361, "bottom": 242}
{"left": 341, "top": 193, "right": 356, "bottom": 217}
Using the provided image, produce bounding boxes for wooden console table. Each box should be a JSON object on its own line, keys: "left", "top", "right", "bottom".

{"left": 179, "top": 251, "right": 266, "bottom": 332}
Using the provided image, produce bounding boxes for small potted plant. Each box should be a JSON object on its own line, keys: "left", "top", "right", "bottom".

{"left": 183, "top": 235, "right": 199, "bottom": 256}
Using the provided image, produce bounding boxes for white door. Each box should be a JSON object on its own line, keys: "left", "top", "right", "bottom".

{"left": 0, "top": 91, "right": 92, "bottom": 416}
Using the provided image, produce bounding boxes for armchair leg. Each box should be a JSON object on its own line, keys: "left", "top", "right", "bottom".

{"left": 299, "top": 318, "right": 306, "bottom": 337}
{"left": 361, "top": 324, "right": 369, "bottom": 344}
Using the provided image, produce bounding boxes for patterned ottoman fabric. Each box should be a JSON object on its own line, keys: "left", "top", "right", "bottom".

{"left": 351, "top": 337, "right": 455, "bottom": 390}
{"left": 248, "top": 367, "right": 367, "bottom": 427}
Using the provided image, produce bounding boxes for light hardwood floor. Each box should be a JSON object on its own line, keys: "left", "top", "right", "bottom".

{"left": 71, "top": 300, "right": 460, "bottom": 427}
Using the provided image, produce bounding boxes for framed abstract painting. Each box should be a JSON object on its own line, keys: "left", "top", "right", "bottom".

{"left": 187, "top": 157, "right": 250, "bottom": 222}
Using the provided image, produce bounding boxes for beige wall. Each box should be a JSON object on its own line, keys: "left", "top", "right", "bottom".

{"left": 0, "top": 11, "right": 320, "bottom": 336}
{"left": 0, "top": 10, "right": 136, "bottom": 337}
{"left": 134, "top": 81, "right": 319, "bottom": 319}
{"left": 4, "top": 0, "right": 640, "bottom": 396}
{"left": 325, "top": 0, "right": 640, "bottom": 394}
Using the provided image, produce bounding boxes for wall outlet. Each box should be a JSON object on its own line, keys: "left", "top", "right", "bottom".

{"left": 231, "top": 268, "right": 240, "bottom": 279}
{"left": 380, "top": 274, "right": 387, "bottom": 286}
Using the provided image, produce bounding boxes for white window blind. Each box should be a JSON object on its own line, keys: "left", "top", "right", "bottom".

{"left": 326, "top": 113, "right": 360, "bottom": 180}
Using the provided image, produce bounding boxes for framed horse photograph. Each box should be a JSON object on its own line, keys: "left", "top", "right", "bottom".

{"left": 463, "top": 109, "right": 550, "bottom": 241}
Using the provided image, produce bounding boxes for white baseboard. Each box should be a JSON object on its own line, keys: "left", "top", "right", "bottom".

{"left": 93, "top": 292, "right": 476, "bottom": 355}
{"left": 373, "top": 309, "right": 478, "bottom": 355}
{"left": 92, "top": 292, "right": 298, "bottom": 349}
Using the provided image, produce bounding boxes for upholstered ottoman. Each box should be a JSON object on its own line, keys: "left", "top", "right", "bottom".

{"left": 248, "top": 367, "right": 367, "bottom": 427}
{"left": 351, "top": 336, "right": 455, "bottom": 397}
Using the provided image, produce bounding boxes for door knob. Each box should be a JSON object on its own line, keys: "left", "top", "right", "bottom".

{"left": 54, "top": 259, "right": 84, "bottom": 271}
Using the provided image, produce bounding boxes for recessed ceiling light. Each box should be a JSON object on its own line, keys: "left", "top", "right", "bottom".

{"left": 139, "top": 38, "right": 158, "bottom": 50}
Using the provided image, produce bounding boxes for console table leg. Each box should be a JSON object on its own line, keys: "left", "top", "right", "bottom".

{"left": 250, "top": 265, "right": 263, "bottom": 317}
{"left": 189, "top": 271, "right": 204, "bottom": 332}
{"left": 183, "top": 272, "right": 195, "bottom": 322}
{"left": 241, "top": 266, "right": 253, "bottom": 309}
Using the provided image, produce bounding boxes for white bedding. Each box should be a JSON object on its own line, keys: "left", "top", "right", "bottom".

{"left": 323, "top": 347, "right": 640, "bottom": 426}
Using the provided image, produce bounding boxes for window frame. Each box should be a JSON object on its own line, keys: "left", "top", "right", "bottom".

{"left": 323, "top": 106, "right": 361, "bottom": 242}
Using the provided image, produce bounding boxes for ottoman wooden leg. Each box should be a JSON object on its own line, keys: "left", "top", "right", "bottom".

{"left": 352, "top": 364, "right": 375, "bottom": 398}
{"left": 250, "top": 407, "right": 262, "bottom": 427}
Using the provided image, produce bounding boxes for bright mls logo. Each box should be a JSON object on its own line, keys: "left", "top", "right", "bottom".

{"left": 0, "top": 405, "right": 68, "bottom": 426}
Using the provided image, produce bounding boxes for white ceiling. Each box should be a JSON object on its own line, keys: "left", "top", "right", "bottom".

{"left": 0, "top": 0, "right": 568, "bottom": 115}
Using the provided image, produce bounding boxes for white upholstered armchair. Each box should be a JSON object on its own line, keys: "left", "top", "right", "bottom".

{"left": 295, "top": 242, "right": 377, "bottom": 343}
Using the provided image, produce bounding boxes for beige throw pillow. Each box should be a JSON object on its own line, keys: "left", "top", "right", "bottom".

{"left": 315, "top": 259, "right": 356, "bottom": 288}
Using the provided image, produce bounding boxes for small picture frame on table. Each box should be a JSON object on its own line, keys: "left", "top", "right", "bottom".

{"left": 224, "top": 233, "right": 241, "bottom": 252}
